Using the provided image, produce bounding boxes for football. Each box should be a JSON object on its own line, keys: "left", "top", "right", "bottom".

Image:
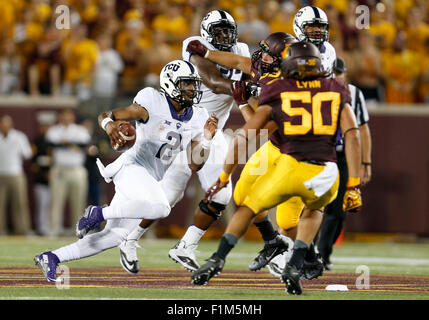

{"left": 112, "top": 122, "right": 136, "bottom": 152}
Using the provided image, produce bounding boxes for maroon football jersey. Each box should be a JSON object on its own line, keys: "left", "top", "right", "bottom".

{"left": 258, "top": 77, "right": 352, "bottom": 162}
{"left": 250, "top": 58, "right": 261, "bottom": 83}
{"left": 250, "top": 59, "right": 282, "bottom": 86}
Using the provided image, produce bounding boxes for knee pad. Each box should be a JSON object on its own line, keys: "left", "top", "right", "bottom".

{"left": 199, "top": 200, "right": 226, "bottom": 220}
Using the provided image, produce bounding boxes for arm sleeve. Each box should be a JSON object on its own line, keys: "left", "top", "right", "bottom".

{"left": 236, "top": 42, "right": 251, "bottom": 58}
{"left": 133, "top": 87, "right": 156, "bottom": 112}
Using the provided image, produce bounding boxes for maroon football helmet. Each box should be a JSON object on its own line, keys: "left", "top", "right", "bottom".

{"left": 281, "top": 41, "right": 327, "bottom": 80}
{"left": 251, "top": 32, "right": 298, "bottom": 74}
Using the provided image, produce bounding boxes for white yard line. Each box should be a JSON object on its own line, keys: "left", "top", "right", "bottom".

{"left": 331, "top": 257, "right": 429, "bottom": 266}
{"left": 225, "top": 252, "right": 429, "bottom": 266}
{"left": 0, "top": 297, "right": 160, "bottom": 300}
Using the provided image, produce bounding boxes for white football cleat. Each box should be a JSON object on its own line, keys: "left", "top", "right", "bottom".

{"left": 267, "top": 252, "right": 286, "bottom": 278}
{"left": 168, "top": 240, "right": 200, "bottom": 272}
{"left": 119, "top": 240, "right": 141, "bottom": 274}
{"left": 267, "top": 236, "right": 294, "bottom": 278}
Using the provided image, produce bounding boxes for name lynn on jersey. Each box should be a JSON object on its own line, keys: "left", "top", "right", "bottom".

{"left": 296, "top": 80, "right": 321, "bottom": 88}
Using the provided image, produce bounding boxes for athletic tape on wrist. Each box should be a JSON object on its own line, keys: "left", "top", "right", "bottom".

{"left": 204, "top": 50, "right": 210, "bottom": 59}
{"left": 101, "top": 118, "right": 113, "bottom": 131}
{"left": 219, "top": 171, "right": 230, "bottom": 183}
{"left": 201, "top": 137, "right": 212, "bottom": 150}
{"left": 347, "top": 177, "right": 361, "bottom": 188}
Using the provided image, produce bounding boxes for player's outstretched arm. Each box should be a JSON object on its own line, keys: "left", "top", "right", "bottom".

{"left": 98, "top": 104, "right": 149, "bottom": 149}
{"left": 188, "top": 113, "right": 218, "bottom": 172}
{"left": 190, "top": 54, "right": 233, "bottom": 95}
{"left": 187, "top": 40, "right": 252, "bottom": 75}
{"left": 340, "top": 103, "right": 363, "bottom": 213}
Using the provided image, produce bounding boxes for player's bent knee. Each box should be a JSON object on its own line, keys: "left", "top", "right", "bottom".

{"left": 210, "top": 182, "right": 232, "bottom": 205}
{"left": 199, "top": 200, "right": 226, "bottom": 220}
{"left": 153, "top": 202, "right": 171, "bottom": 219}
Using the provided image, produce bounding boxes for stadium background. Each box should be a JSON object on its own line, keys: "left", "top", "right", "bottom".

{"left": 0, "top": 0, "right": 428, "bottom": 240}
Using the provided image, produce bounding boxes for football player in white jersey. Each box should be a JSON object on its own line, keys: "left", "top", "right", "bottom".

{"left": 118, "top": 10, "right": 251, "bottom": 274}
{"left": 34, "top": 60, "right": 218, "bottom": 282}
{"left": 293, "top": 5, "right": 336, "bottom": 75}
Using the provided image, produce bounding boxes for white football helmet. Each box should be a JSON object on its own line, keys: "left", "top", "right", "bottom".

{"left": 293, "top": 6, "right": 329, "bottom": 46}
{"left": 160, "top": 60, "right": 202, "bottom": 108}
{"left": 200, "top": 10, "right": 237, "bottom": 51}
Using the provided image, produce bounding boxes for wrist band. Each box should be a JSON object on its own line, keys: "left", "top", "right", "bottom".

{"left": 219, "top": 170, "right": 230, "bottom": 183}
{"left": 204, "top": 50, "right": 210, "bottom": 59}
{"left": 362, "top": 162, "right": 371, "bottom": 166}
{"left": 101, "top": 118, "right": 113, "bottom": 131}
{"left": 347, "top": 177, "right": 361, "bottom": 188}
{"left": 201, "top": 136, "right": 212, "bottom": 150}
{"left": 238, "top": 104, "right": 248, "bottom": 110}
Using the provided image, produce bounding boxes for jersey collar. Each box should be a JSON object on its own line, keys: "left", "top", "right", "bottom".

{"left": 166, "top": 96, "right": 194, "bottom": 122}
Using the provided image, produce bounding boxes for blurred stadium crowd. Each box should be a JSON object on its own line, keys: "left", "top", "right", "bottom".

{"left": 0, "top": 0, "right": 428, "bottom": 237}
{"left": 0, "top": 0, "right": 428, "bottom": 104}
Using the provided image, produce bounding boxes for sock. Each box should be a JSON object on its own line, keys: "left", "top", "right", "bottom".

{"left": 127, "top": 226, "right": 147, "bottom": 241}
{"left": 53, "top": 227, "right": 124, "bottom": 263}
{"left": 288, "top": 240, "right": 309, "bottom": 270}
{"left": 96, "top": 206, "right": 105, "bottom": 221}
{"left": 216, "top": 233, "right": 238, "bottom": 260}
{"left": 53, "top": 242, "right": 81, "bottom": 263}
{"left": 181, "top": 225, "right": 206, "bottom": 246}
{"left": 253, "top": 217, "right": 278, "bottom": 243}
{"left": 305, "top": 242, "right": 317, "bottom": 261}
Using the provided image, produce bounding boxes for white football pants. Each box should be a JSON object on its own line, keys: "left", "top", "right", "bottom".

{"left": 53, "top": 159, "right": 171, "bottom": 262}
{"left": 101, "top": 162, "right": 170, "bottom": 220}
{"left": 161, "top": 130, "right": 232, "bottom": 207}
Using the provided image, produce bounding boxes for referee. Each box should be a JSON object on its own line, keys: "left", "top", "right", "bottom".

{"left": 317, "top": 57, "right": 372, "bottom": 270}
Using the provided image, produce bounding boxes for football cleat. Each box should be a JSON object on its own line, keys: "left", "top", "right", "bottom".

{"left": 300, "top": 255, "right": 324, "bottom": 280}
{"left": 191, "top": 253, "right": 225, "bottom": 286}
{"left": 267, "top": 251, "right": 287, "bottom": 278}
{"left": 323, "top": 257, "right": 334, "bottom": 271}
{"left": 34, "top": 251, "right": 60, "bottom": 282}
{"left": 267, "top": 260, "right": 283, "bottom": 278}
{"left": 76, "top": 205, "right": 104, "bottom": 239}
{"left": 281, "top": 264, "right": 303, "bottom": 295}
{"left": 119, "top": 240, "right": 141, "bottom": 274}
{"left": 249, "top": 234, "right": 290, "bottom": 271}
{"left": 168, "top": 240, "right": 200, "bottom": 272}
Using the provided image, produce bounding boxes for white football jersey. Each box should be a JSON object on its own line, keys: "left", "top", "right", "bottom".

{"left": 319, "top": 41, "right": 336, "bottom": 75}
{"left": 124, "top": 87, "right": 209, "bottom": 181}
{"left": 182, "top": 36, "right": 250, "bottom": 130}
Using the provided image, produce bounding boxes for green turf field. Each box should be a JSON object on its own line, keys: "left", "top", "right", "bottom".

{"left": 0, "top": 236, "right": 428, "bottom": 300}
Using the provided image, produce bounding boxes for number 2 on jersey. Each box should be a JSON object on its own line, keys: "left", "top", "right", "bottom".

{"left": 156, "top": 131, "right": 182, "bottom": 163}
{"left": 281, "top": 91, "right": 340, "bottom": 135}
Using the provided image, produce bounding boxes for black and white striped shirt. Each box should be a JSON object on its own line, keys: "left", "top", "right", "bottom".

{"left": 348, "top": 84, "right": 369, "bottom": 126}
{"left": 336, "top": 84, "right": 369, "bottom": 152}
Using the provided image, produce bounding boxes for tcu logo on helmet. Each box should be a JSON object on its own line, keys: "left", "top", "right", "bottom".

{"left": 164, "top": 64, "right": 180, "bottom": 72}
